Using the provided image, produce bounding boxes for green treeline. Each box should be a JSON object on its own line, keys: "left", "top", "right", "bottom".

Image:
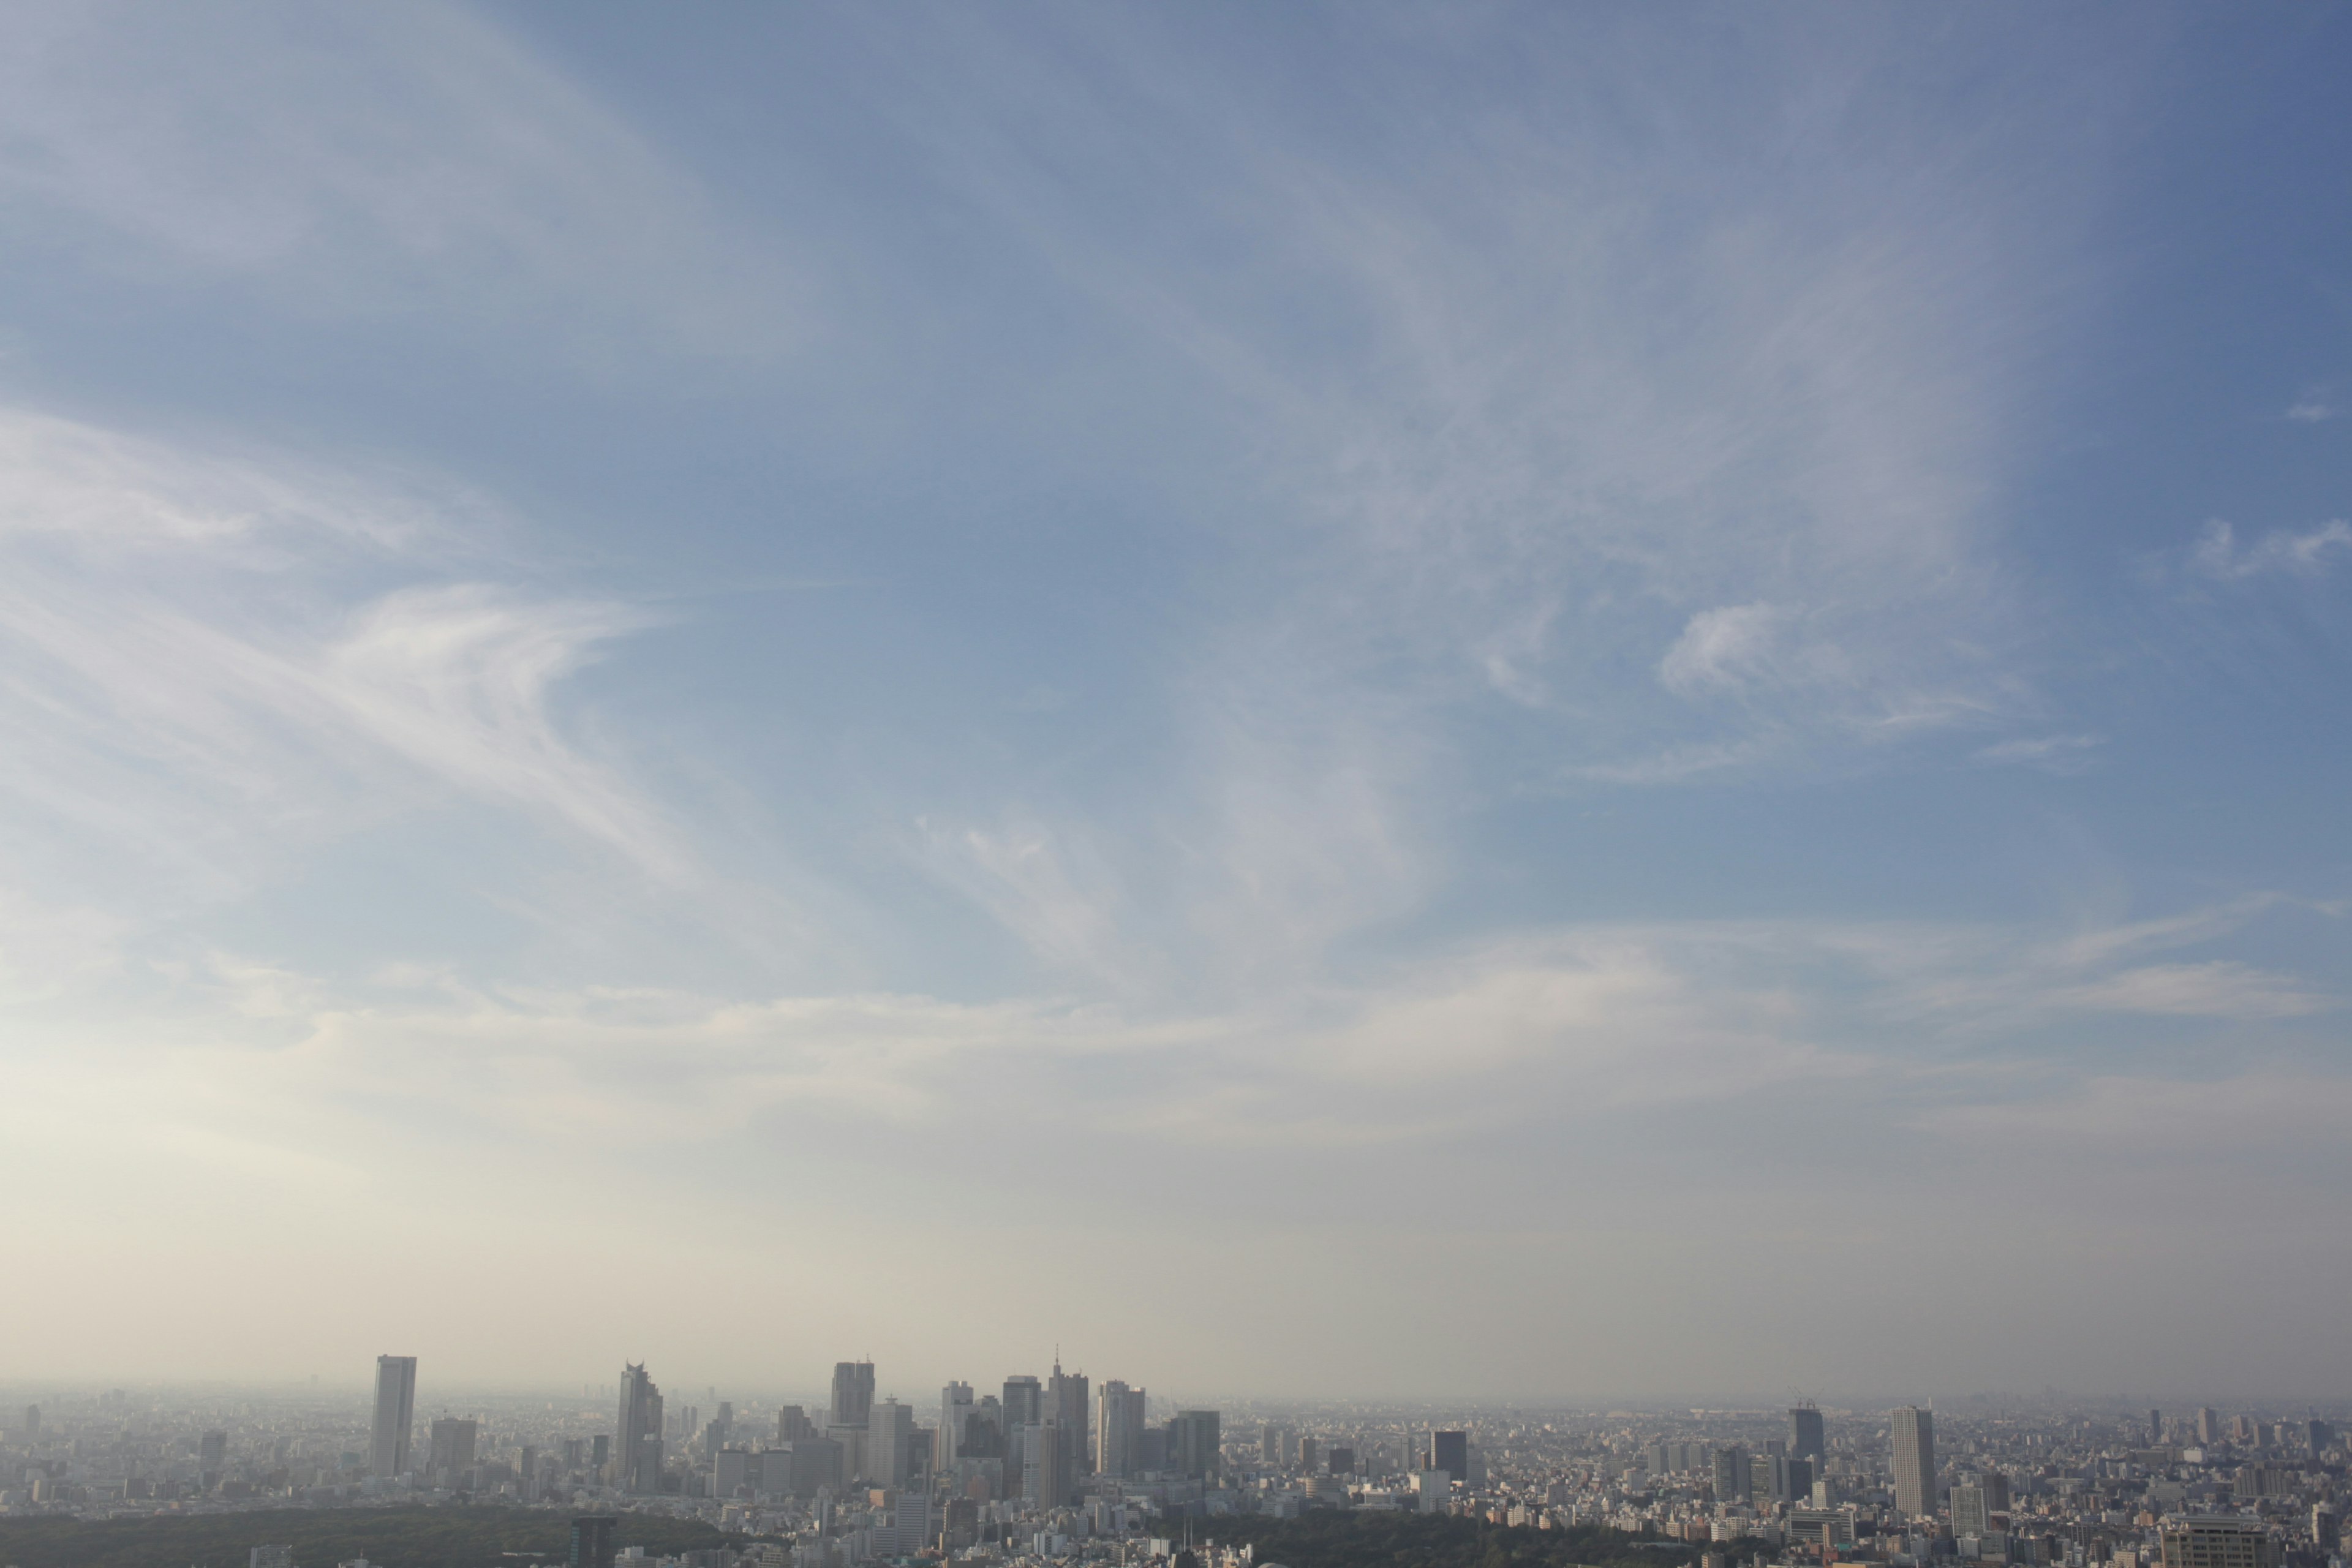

{"left": 0, "top": 1504, "right": 732, "bottom": 1568}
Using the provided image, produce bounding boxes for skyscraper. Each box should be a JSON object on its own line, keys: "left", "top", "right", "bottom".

{"left": 371, "top": 1355, "right": 418, "bottom": 1479}
{"left": 1431, "top": 1430, "right": 1468, "bottom": 1484}
{"left": 1047, "top": 1359, "right": 1091, "bottom": 1481}
{"left": 869, "top": 1399, "right": 914, "bottom": 1488}
{"left": 1713, "top": 1444, "right": 1751, "bottom": 1504}
{"left": 2198, "top": 1408, "right": 2222, "bottom": 1446}
{"left": 1026, "top": 1418, "right": 1069, "bottom": 1505}
{"left": 1790, "top": 1404, "right": 1825, "bottom": 1464}
{"left": 831, "top": 1361, "right": 876, "bottom": 1429}
{"left": 617, "top": 1363, "right": 665, "bottom": 1494}
{"left": 1098, "top": 1381, "right": 1147, "bottom": 1477}
{"left": 428, "top": 1417, "right": 479, "bottom": 1485}
{"left": 1171, "top": 1410, "right": 1221, "bottom": 1479}
{"left": 1002, "top": 1375, "right": 1042, "bottom": 1479}
{"left": 940, "top": 1383, "right": 974, "bottom": 1466}
{"left": 1891, "top": 1406, "right": 1936, "bottom": 1519}
{"left": 569, "top": 1515, "right": 617, "bottom": 1568}
{"left": 1953, "top": 1485, "right": 1989, "bottom": 1539}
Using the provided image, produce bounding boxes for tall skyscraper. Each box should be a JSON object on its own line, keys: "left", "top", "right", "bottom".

{"left": 2309, "top": 1420, "right": 2335, "bottom": 1453}
{"left": 428, "top": 1417, "right": 479, "bottom": 1484}
{"left": 831, "top": 1361, "right": 876, "bottom": 1429}
{"left": 2197, "top": 1408, "right": 2222, "bottom": 1446}
{"left": 2150, "top": 1409, "right": 2164, "bottom": 1447}
{"left": 1713, "top": 1444, "right": 1751, "bottom": 1504}
{"left": 1891, "top": 1406, "right": 1936, "bottom": 1518}
{"left": 200, "top": 1430, "right": 228, "bottom": 1471}
{"left": 775, "top": 1405, "right": 814, "bottom": 1443}
{"left": 940, "top": 1383, "right": 975, "bottom": 1466}
{"left": 1002, "top": 1375, "right": 1042, "bottom": 1478}
{"left": 569, "top": 1515, "right": 617, "bottom": 1568}
{"left": 869, "top": 1399, "right": 914, "bottom": 1487}
{"left": 1790, "top": 1404, "right": 1825, "bottom": 1464}
{"left": 1098, "top": 1382, "right": 1147, "bottom": 1477}
{"left": 371, "top": 1355, "right": 418, "bottom": 1478}
{"left": 21, "top": 1406, "right": 38, "bottom": 1442}
{"left": 617, "top": 1363, "right": 665, "bottom": 1494}
{"left": 1025, "top": 1419, "right": 1069, "bottom": 1505}
{"left": 1953, "top": 1484, "right": 1989, "bottom": 1538}
{"left": 1431, "top": 1430, "right": 1468, "bottom": 1483}
{"left": 1048, "top": 1359, "right": 1091, "bottom": 1480}
{"left": 1172, "top": 1410, "right": 1222, "bottom": 1479}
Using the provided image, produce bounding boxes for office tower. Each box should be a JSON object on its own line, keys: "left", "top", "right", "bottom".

{"left": 201, "top": 1430, "right": 228, "bottom": 1470}
{"left": 1953, "top": 1485, "right": 1989, "bottom": 1538}
{"left": 2312, "top": 1507, "right": 2339, "bottom": 1549}
{"left": 2150, "top": 1410, "right": 2164, "bottom": 1447}
{"left": 1327, "top": 1446, "right": 1355, "bottom": 1476}
{"left": 2309, "top": 1420, "right": 2335, "bottom": 1453}
{"left": 1790, "top": 1404, "right": 1825, "bottom": 1464}
{"left": 617, "top": 1363, "right": 665, "bottom": 1494}
{"left": 371, "top": 1355, "right": 418, "bottom": 1478}
{"left": 1759, "top": 1455, "right": 1812, "bottom": 1506}
{"left": 1713, "top": 1444, "right": 1751, "bottom": 1504}
{"left": 1981, "top": 1471, "right": 2011, "bottom": 1513}
{"left": 701, "top": 1419, "right": 728, "bottom": 1460}
{"left": 2197, "top": 1408, "right": 2222, "bottom": 1446}
{"left": 1172, "top": 1410, "right": 1223, "bottom": 1479}
{"left": 520, "top": 1446, "right": 540, "bottom": 1502}
{"left": 1262, "top": 1423, "right": 1286, "bottom": 1466}
{"left": 1300, "top": 1436, "right": 1320, "bottom": 1474}
{"left": 869, "top": 1400, "right": 915, "bottom": 1487}
{"left": 569, "top": 1515, "right": 618, "bottom": 1568}
{"left": 428, "top": 1417, "right": 478, "bottom": 1482}
{"left": 776, "top": 1405, "right": 814, "bottom": 1443}
{"left": 1048, "top": 1359, "right": 1091, "bottom": 1480}
{"left": 1415, "top": 1469, "right": 1448, "bottom": 1513}
{"left": 2162, "top": 1518, "right": 2272, "bottom": 1568}
{"left": 716, "top": 1401, "right": 733, "bottom": 1435}
{"left": 941, "top": 1383, "right": 975, "bottom": 1465}
{"left": 1003, "top": 1376, "right": 1042, "bottom": 1477}
{"left": 1026, "top": 1419, "right": 1069, "bottom": 1505}
{"left": 1891, "top": 1407, "right": 1936, "bottom": 1519}
{"left": 831, "top": 1361, "right": 876, "bottom": 1429}
{"left": 1099, "top": 1382, "right": 1146, "bottom": 1478}
{"left": 21, "top": 1406, "right": 37, "bottom": 1442}
{"left": 1431, "top": 1430, "right": 1468, "bottom": 1483}
{"left": 591, "top": 1434, "right": 609, "bottom": 1471}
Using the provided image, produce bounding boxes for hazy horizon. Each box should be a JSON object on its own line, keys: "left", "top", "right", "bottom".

{"left": 1, "top": 4, "right": 2348, "bottom": 1401}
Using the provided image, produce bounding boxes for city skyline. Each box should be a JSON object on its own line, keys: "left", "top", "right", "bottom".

{"left": 0, "top": 2, "right": 2348, "bottom": 1401}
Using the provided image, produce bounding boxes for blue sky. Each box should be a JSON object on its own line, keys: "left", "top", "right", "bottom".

{"left": 0, "top": 2, "right": 2348, "bottom": 1403}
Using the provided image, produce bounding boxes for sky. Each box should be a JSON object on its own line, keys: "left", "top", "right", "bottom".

{"left": 0, "top": 2, "right": 2348, "bottom": 1409}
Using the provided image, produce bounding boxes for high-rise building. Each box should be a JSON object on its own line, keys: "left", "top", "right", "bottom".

{"left": 1431, "top": 1430, "right": 1468, "bottom": 1483}
{"left": 201, "top": 1430, "right": 228, "bottom": 1471}
{"left": 831, "top": 1362, "right": 876, "bottom": 1429}
{"left": 1713, "top": 1444, "right": 1751, "bottom": 1504}
{"left": 1002, "top": 1376, "right": 1042, "bottom": 1478}
{"left": 776, "top": 1405, "right": 814, "bottom": 1443}
{"left": 2197, "top": 1409, "right": 2222, "bottom": 1446}
{"left": 869, "top": 1399, "right": 915, "bottom": 1487}
{"left": 428, "top": 1417, "right": 479, "bottom": 1483}
{"left": 371, "top": 1355, "right": 418, "bottom": 1479}
{"left": 21, "top": 1406, "right": 38, "bottom": 1443}
{"left": 940, "top": 1383, "right": 975, "bottom": 1466}
{"left": 2307, "top": 1420, "right": 2334, "bottom": 1453}
{"left": 2162, "top": 1518, "right": 2272, "bottom": 1568}
{"left": 1982, "top": 1472, "right": 2011, "bottom": 1513}
{"left": 1299, "top": 1435, "right": 1320, "bottom": 1474}
{"left": 1172, "top": 1410, "right": 1223, "bottom": 1479}
{"left": 569, "top": 1515, "right": 618, "bottom": 1568}
{"left": 2150, "top": 1410, "right": 2164, "bottom": 1447}
{"left": 1025, "top": 1419, "right": 1069, "bottom": 1505}
{"left": 1047, "top": 1360, "right": 1091, "bottom": 1480}
{"left": 1790, "top": 1404, "right": 1825, "bottom": 1464}
{"left": 1098, "top": 1381, "right": 1147, "bottom": 1477}
{"left": 617, "top": 1364, "right": 664, "bottom": 1494}
{"left": 1953, "top": 1485, "right": 1989, "bottom": 1538}
{"left": 1891, "top": 1407, "right": 1936, "bottom": 1519}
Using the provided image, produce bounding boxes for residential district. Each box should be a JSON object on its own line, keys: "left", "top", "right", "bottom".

{"left": 1, "top": 1359, "right": 2345, "bottom": 1568}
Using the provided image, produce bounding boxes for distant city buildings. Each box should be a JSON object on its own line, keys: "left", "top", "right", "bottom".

{"left": 1890, "top": 1406, "right": 1936, "bottom": 1518}
{"left": 369, "top": 1355, "right": 415, "bottom": 1479}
